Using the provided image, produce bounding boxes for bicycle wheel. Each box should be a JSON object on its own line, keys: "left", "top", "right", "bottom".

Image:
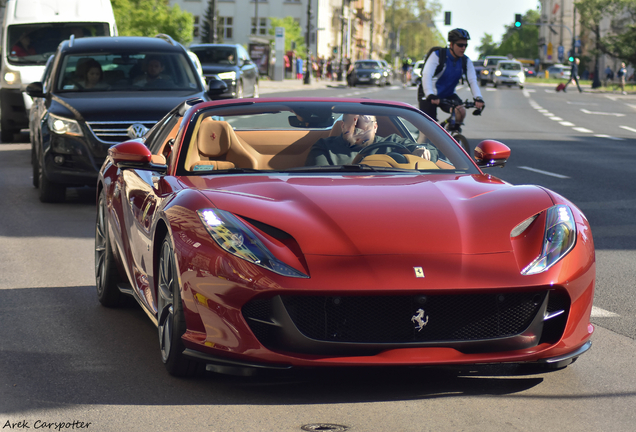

{"left": 453, "top": 133, "right": 470, "bottom": 154}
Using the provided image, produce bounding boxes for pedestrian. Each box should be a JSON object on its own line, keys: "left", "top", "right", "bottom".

{"left": 604, "top": 65, "right": 613, "bottom": 87}
{"left": 563, "top": 58, "right": 582, "bottom": 93}
{"left": 617, "top": 62, "right": 627, "bottom": 94}
{"left": 296, "top": 57, "right": 303, "bottom": 80}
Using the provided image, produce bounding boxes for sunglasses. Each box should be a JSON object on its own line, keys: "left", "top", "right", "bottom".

{"left": 455, "top": 43, "right": 468, "bottom": 48}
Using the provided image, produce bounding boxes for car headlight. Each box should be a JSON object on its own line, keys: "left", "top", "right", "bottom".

{"left": 3, "top": 70, "right": 21, "bottom": 85}
{"left": 518, "top": 72, "right": 525, "bottom": 78}
{"left": 371, "top": 72, "right": 381, "bottom": 79}
{"left": 520, "top": 205, "right": 576, "bottom": 275}
{"left": 197, "top": 209, "right": 308, "bottom": 278}
{"left": 47, "top": 113, "right": 83, "bottom": 136}
{"left": 217, "top": 71, "right": 236, "bottom": 80}
{"left": 494, "top": 71, "right": 502, "bottom": 76}
{"left": 483, "top": 70, "right": 489, "bottom": 75}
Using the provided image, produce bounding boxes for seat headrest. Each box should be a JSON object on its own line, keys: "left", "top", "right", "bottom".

{"left": 198, "top": 119, "right": 233, "bottom": 158}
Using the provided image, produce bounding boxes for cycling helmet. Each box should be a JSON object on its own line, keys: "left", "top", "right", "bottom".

{"left": 448, "top": 28, "right": 470, "bottom": 42}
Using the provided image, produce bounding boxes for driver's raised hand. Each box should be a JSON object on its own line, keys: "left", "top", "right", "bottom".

{"left": 342, "top": 114, "right": 378, "bottom": 147}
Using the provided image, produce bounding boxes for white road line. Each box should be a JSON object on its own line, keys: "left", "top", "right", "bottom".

{"left": 549, "top": 116, "right": 564, "bottom": 121}
{"left": 518, "top": 166, "right": 570, "bottom": 178}
{"left": 573, "top": 127, "right": 594, "bottom": 133}
{"left": 542, "top": 112, "right": 555, "bottom": 116}
{"left": 620, "top": 125, "right": 636, "bottom": 134}
{"left": 560, "top": 121, "right": 575, "bottom": 126}
{"left": 626, "top": 103, "right": 636, "bottom": 110}
{"left": 595, "top": 134, "right": 625, "bottom": 140}
{"left": 567, "top": 101, "right": 597, "bottom": 105}
{"left": 591, "top": 306, "right": 620, "bottom": 318}
{"left": 524, "top": 88, "right": 536, "bottom": 92}
{"left": 580, "top": 108, "right": 625, "bottom": 117}
{"left": 537, "top": 109, "right": 548, "bottom": 112}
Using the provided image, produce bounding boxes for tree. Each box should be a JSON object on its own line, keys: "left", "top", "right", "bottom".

{"left": 201, "top": 0, "right": 218, "bottom": 43}
{"left": 111, "top": 0, "right": 194, "bottom": 45}
{"left": 478, "top": 9, "right": 540, "bottom": 59}
{"left": 574, "top": 0, "right": 630, "bottom": 87}
{"left": 385, "top": 0, "right": 445, "bottom": 61}
{"left": 269, "top": 17, "right": 306, "bottom": 58}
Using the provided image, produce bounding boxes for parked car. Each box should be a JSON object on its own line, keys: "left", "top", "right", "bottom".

{"left": 96, "top": 97, "right": 595, "bottom": 377}
{"left": 189, "top": 43, "right": 259, "bottom": 98}
{"left": 492, "top": 60, "right": 525, "bottom": 89}
{"left": 350, "top": 59, "right": 388, "bottom": 86}
{"left": 524, "top": 66, "right": 537, "bottom": 77}
{"left": 26, "top": 35, "right": 226, "bottom": 203}
{"left": 547, "top": 64, "right": 571, "bottom": 80}
{"left": 410, "top": 60, "right": 425, "bottom": 86}
{"left": 479, "top": 55, "right": 509, "bottom": 86}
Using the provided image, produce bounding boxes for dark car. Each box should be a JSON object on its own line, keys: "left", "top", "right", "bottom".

{"left": 479, "top": 55, "right": 509, "bottom": 86}
{"left": 350, "top": 60, "right": 388, "bottom": 86}
{"left": 189, "top": 44, "right": 259, "bottom": 98}
{"left": 473, "top": 59, "right": 485, "bottom": 77}
{"left": 26, "top": 35, "right": 225, "bottom": 203}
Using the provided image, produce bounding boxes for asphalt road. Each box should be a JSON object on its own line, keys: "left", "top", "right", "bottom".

{"left": 1, "top": 82, "right": 635, "bottom": 431}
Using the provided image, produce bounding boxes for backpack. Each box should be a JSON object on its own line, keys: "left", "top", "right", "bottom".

{"left": 617, "top": 68, "right": 624, "bottom": 78}
{"left": 418, "top": 47, "right": 468, "bottom": 99}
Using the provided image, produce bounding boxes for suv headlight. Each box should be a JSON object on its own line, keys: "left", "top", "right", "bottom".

{"left": 217, "top": 71, "right": 236, "bottom": 80}
{"left": 371, "top": 72, "right": 381, "bottom": 79}
{"left": 3, "top": 70, "right": 21, "bottom": 85}
{"left": 198, "top": 209, "right": 308, "bottom": 278}
{"left": 521, "top": 205, "right": 576, "bottom": 275}
{"left": 47, "top": 113, "right": 83, "bottom": 136}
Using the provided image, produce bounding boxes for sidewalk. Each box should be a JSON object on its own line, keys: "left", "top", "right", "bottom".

{"left": 258, "top": 78, "right": 342, "bottom": 94}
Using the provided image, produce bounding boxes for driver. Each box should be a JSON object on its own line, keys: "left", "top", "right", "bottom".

{"left": 305, "top": 114, "right": 438, "bottom": 166}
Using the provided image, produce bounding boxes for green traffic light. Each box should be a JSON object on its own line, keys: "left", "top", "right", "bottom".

{"left": 515, "top": 22, "right": 521, "bottom": 27}
{"left": 569, "top": 56, "right": 574, "bottom": 62}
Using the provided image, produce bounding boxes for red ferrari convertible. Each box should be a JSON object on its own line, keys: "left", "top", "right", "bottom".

{"left": 95, "top": 98, "right": 595, "bottom": 377}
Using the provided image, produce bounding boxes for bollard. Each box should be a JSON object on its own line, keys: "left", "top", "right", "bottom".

{"left": 545, "top": 70, "right": 549, "bottom": 79}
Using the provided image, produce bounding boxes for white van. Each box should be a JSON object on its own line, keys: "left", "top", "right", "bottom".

{"left": 0, "top": 0, "right": 117, "bottom": 142}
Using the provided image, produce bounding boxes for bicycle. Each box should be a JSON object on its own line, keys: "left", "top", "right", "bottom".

{"left": 437, "top": 98, "right": 483, "bottom": 154}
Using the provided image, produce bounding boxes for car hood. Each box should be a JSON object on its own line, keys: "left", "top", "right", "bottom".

{"left": 50, "top": 91, "right": 202, "bottom": 122}
{"left": 187, "top": 174, "right": 554, "bottom": 256}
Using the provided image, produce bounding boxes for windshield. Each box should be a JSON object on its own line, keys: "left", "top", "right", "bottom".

{"left": 7, "top": 23, "right": 109, "bottom": 66}
{"left": 190, "top": 47, "right": 237, "bottom": 65}
{"left": 176, "top": 101, "right": 480, "bottom": 177}
{"left": 355, "top": 61, "right": 381, "bottom": 69}
{"left": 55, "top": 52, "right": 200, "bottom": 92}
{"left": 500, "top": 63, "right": 521, "bottom": 71}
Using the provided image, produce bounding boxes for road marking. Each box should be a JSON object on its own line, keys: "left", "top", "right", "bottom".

{"left": 626, "top": 103, "right": 636, "bottom": 110}
{"left": 560, "top": 121, "right": 575, "bottom": 126}
{"left": 518, "top": 166, "right": 570, "bottom": 178}
{"left": 549, "top": 116, "right": 563, "bottom": 121}
{"left": 595, "top": 134, "right": 624, "bottom": 140}
{"left": 620, "top": 125, "right": 636, "bottom": 134}
{"left": 591, "top": 306, "right": 620, "bottom": 318}
{"left": 580, "top": 108, "right": 625, "bottom": 117}
{"left": 567, "top": 101, "right": 597, "bottom": 105}
{"left": 537, "top": 109, "right": 548, "bottom": 112}
{"left": 485, "top": 88, "right": 498, "bottom": 91}
{"left": 573, "top": 127, "right": 594, "bottom": 133}
{"left": 542, "top": 112, "right": 555, "bottom": 116}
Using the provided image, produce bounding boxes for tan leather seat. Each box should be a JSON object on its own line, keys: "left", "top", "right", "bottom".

{"left": 189, "top": 119, "right": 258, "bottom": 171}
{"left": 328, "top": 120, "right": 344, "bottom": 137}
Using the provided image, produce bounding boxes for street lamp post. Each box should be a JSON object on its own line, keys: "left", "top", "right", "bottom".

{"left": 304, "top": 0, "right": 312, "bottom": 84}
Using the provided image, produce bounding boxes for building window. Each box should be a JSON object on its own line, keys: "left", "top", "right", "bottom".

{"left": 220, "top": 17, "right": 233, "bottom": 40}
{"left": 193, "top": 15, "right": 200, "bottom": 38}
{"left": 251, "top": 17, "right": 267, "bottom": 36}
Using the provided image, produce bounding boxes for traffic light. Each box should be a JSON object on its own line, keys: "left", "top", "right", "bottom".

{"left": 514, "top": 14, "right": 522, "bottom": 28}
{"left": 444, "top": 11, "right": 451, "bottom": 26}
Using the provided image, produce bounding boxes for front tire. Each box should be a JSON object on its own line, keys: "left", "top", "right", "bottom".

{"left": 236, "top": 81, "right": 244, "bottom": 99}
{"left": 95, "top": 192, "right": 124, "bottom": 307}
{"left": 454, "top": 133, "right": 470, "bottom": 154}
{"left": 480, "top": 79, "right": 487, "bottom": 87}
{"left": 157, "top": 234, "right": 204, "bottom": 377}
{"left": 38, "top": 153, "right": 66, "bottom": 203}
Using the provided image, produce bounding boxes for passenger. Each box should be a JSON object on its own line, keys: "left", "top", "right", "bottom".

{"left": 11, "top": 33, "right": 36, "bottom": 57}
{"left": 76, "top": 59, "right": 108, "bottom": 90}
{"left": 133, "top": 56, "right": 170, "bottom": 86}
{"left": 305, "top": 114, "right": 438, "bottom": 166}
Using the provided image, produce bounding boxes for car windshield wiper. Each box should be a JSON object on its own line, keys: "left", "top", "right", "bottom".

{"left": 213, "top": 167, "right": 263, "bottom": 173}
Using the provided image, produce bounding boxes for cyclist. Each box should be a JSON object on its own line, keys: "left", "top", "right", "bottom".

{"left": 419, "top": 28, "right": 484, "bottom": 127}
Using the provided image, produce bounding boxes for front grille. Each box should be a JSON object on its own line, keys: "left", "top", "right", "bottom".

{"left": 86, "top": 120, "right": 156, "bottom": 143}
{"left": 242, "top": 290, "right": 570, "bottom": 354}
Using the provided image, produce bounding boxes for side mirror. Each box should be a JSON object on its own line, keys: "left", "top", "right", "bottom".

{"left": 474, "top": 140, "right": 510, "bottom": 168}
{"left": 26, "top": 82, "right": 44, "bottom": 98}
{"left": 207, "top": 78, "right": 228, "bottom": 98}
{"left": 108, "top": 141, "right": 167, "bottom": 174}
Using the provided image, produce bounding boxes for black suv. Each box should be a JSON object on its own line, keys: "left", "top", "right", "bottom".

{"left": 27, "top": 35, "right": 225, "bottom": 202}
{"left": 189, "top": 44, "right": 259, "bottom": 98}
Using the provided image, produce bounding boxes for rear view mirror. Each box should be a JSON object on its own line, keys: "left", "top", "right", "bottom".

{"left": 474, "top": 140, "right": 510, "bottom": 168}
{"left": 26, "top": 82, "right": 44, "bottom": 98}
{"left": 109, "top": 141, "right": 167, "bottom": 173}
{"left": 207, "top": 78, "right": 228, "bottom": 98}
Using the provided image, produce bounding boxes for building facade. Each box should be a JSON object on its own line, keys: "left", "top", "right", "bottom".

{"left": 171, "top": 0, "right": 386, "bottom": 66}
